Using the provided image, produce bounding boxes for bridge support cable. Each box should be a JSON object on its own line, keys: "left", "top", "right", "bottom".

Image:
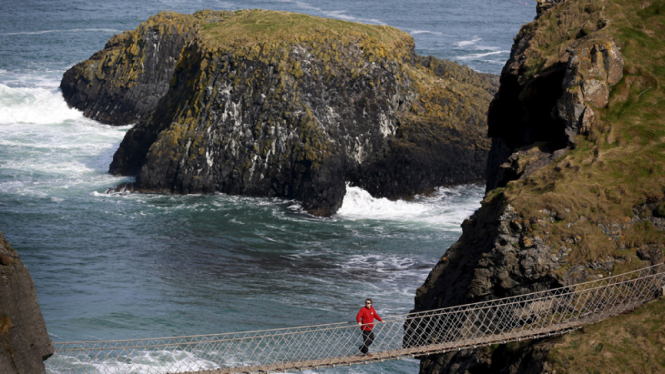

{"left": 46, "top": 264, "right": 665, "bottom": 374}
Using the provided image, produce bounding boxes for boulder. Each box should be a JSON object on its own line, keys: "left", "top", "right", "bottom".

{"left": 556, "top": 38, "right": 624, "bottom": 146}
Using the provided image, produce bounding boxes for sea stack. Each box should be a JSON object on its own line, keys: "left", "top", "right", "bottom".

{"left": 61, "top": 9, "right": 498, "bottom": 216}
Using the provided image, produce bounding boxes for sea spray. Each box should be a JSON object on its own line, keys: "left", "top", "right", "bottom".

{"left": 0, "top": 82, "right": 131, "bottom": 197}
{"left": 0, "top": 84, "right": 83, "bottom": 124}
{"left": 337, "top": 184, "right": 482, "bottom": 229}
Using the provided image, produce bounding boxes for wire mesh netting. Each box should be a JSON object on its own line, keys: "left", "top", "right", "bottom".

{"left": 46, "top": 264, "right": 665, "bottom": 374}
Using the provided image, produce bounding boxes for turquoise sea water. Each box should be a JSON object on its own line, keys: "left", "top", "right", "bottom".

{"left": 0, "top": 1, "right": 534, "bottom": 373}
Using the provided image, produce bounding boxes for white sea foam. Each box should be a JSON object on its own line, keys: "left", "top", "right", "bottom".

{"left": 410, "top": 30, "right": 443, "bottom": 36}
{"left": 0, "top": 84, "right": 83, "bottom": 124}
{"left": 0, "top": 71, "right": 63, "bottom": 90}
{"left": 337, "top": 187, "right": 430, "bottom": 218}
{"left": 455, "top": 36, "right": 482, "bottom": 48}
{"left": 343, "top": 253, "right": 424, "bottom": 273}
{"left": 48, "top": 350, "right": 219, "bottom": 374}
{"left": 1, "top": 28, "right": 120, "bottom": 36}
{"left": 274, "top": 0, "right": 385, "bottom": 24}
{"left": 456, "top": 50, "right": 509, "bottom": 61}
{"left": 338, "top": 253, "right": 436, "bottom": 313}
{"left": 335, "top": 185, "right": 481, "bottom": 228}
{"left": 454, "top": 36, "right": 506, "bottom": 63}
{"left": 0, "top": 79, "right": 130, "bottom": 197}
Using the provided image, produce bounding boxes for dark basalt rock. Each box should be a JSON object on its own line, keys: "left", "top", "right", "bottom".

{"left": 60, "top": 11, "right": 225, "bottom": 126}
{"left": 0, "top": 230, "right": 53, "bottom": 374}
{"left": 411, "top": 0, "right": 635, "bottom": 373}
{"left": 485, "top": 1, "right": 622, "bottom": 193}
{"left": 63, "top": 9, "right": 498, "bottom": 216}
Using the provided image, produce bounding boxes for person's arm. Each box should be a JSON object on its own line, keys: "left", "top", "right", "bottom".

{"left": 374, "top": 309, "right": 383, "bottom": 322}
{"left": 356, "top": 309, "right": 363, "bottom": 325}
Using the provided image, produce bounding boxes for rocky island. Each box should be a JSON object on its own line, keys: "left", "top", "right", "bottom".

{"left": 413, "top": 0, "right": 665, "bottom": 373}
{"left": 61, "top": 9, "right": 498, "bottom": 216}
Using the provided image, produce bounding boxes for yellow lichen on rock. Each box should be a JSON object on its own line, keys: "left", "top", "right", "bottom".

{"left": 61, "top": 9, "right": 499, "bottom": 215}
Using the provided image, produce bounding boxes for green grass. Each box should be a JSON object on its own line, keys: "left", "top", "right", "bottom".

{"left": 486, "top": 0, "right": 665, "bottom": 272}
{"left": 546, "top": 298, "right": 665, "bottom": 373}
{"left": 199, "top": 9, "right": 410, "bottom": 51}
{"left": 517, "top": 0, "right": 607, "bottom": 79}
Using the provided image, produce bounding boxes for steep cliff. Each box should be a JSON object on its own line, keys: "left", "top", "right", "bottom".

{"left": 61, "top": 9, "right": 497, "bottom": 216}
{"left": 0, "top": 231, "right": 53, "bottom": 374}
{"left": 60, "top": 11, "right": 221, "bottom": 126}
{"left": 414, "top": 0, "right": 665, "bottom": 372}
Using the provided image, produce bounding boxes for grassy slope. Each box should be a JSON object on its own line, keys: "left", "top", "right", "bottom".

{"left": 486, "top": 0, "right": 665, "bottom": 275}
{"left": 199, "top": 9, "right": 410, "bottom": 50}
{"left": 197, "top": 9, "right": 415, "bottom": 74}
{"left": 483, "top": 0, "right": 665, "bottom": 371}
{"left": 547, "top": 297, "right": 665, "bottom": 373}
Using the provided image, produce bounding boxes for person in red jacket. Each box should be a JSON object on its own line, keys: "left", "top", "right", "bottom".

{"left": 356, "top": 298, "right": 383, "bottom": 355}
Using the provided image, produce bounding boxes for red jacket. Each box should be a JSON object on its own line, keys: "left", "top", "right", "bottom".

{"left": 356, "top": 306, "right": 382, "bottom": 331}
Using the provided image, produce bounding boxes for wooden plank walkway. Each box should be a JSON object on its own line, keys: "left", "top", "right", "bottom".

{"left": 185, "top": 304, "right": 645, "bottom": 374}
{"left": 184, "top": 322, "right": 586, "bottom": 374}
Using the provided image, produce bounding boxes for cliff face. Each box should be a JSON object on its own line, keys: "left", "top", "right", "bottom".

{"left": 61, "top": 9, "right": 498, "bottom": 216}
{"left": 60, "top": 11, "right": 218, "bottom": 126}
{"left": 414, "top": 0, "right": 665, "bottom": 372}
{"left": 486, "top": 0, "right": 624, "bottom": 192}
{"left": 0, "top": 231, "right": 53, "bottom": 374}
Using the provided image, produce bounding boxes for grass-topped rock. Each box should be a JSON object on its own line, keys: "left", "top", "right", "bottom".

{"left": 413, "top": 0, "right": 665, "bottom": 372}
{"left": 62, "top": 9, "right": 498, "bottom": 216}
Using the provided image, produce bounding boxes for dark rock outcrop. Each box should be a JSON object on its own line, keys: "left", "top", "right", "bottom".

{"left": 60, "top": 11, "right": 224, "bottom": 126}
{"left": 0, "top": 231, "right": 53, "bottom": 374}
{"left": 536, "top": 0, "right": 566, "bottom": 18}
{"left": 486, "top": 1, "right": 622, "bottom": 192}
{"left": 62, "top": 9, "right": 498, "bottom": 216}
{"left": 413, "top": 0, "right": 665, "bottom": 373}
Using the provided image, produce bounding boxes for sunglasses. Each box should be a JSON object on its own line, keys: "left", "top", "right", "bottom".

{"left": 365, "top": 302, "right": 372, "bottom": 305}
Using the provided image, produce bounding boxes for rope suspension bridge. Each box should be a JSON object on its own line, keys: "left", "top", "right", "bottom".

{"left": 47, "top": 264, "right": 665, "bottom": 374}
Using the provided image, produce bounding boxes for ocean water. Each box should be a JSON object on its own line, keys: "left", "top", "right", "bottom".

{"left": 0, "top": 0, "right": 534, "bottom": 373}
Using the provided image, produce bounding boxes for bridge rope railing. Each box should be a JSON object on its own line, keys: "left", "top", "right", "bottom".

{"left": 46, "top": 264, "right": 665, "bottom": 374}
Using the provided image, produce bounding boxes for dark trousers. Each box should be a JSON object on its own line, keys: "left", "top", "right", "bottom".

{"left": 359, "top": 329, "right": 375, "bottom": 354}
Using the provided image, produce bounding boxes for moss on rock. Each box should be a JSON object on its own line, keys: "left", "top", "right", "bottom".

{"left": 414, "top": 0, "right": 665, "bottom": 373}
{"left": 60, "top": 9, "right": 497, "bottom": 215}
